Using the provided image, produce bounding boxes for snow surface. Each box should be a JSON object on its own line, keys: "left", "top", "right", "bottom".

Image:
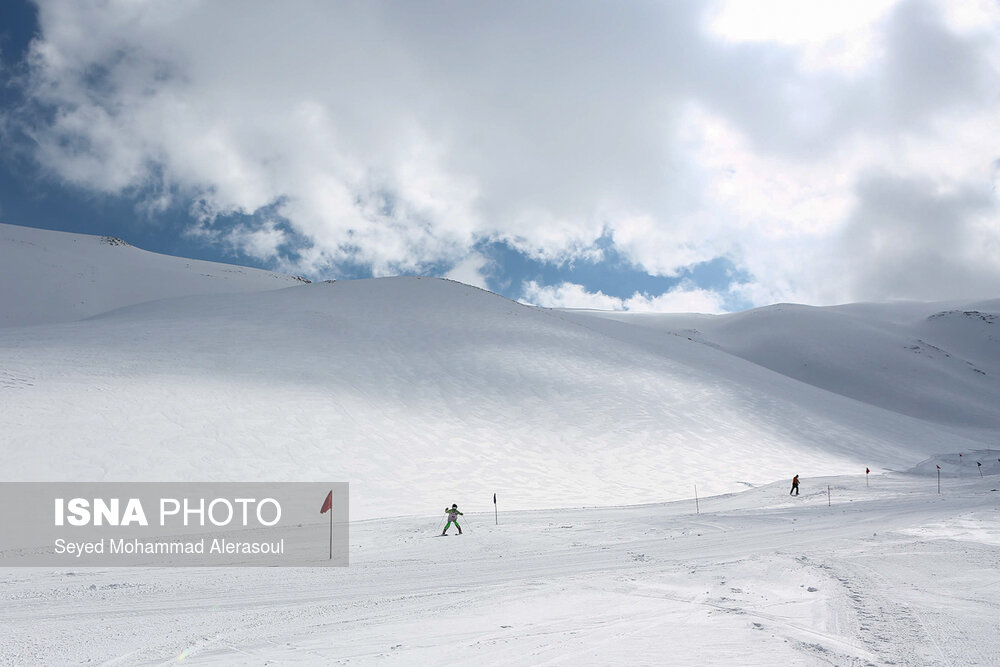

{"left": 1, "top": 223, "right": 998, "bottom": 664}
{"left": 0, "top": 222, "right": 304, "bottom": 327}
{"left": 4, "top": 275, "right": 994, "bottom": 517}
{"left": 2, "top": 467, "right": 999, "bottom": 665}
{"left": 561, "top": 301, "right": 1000, "bottom": 434}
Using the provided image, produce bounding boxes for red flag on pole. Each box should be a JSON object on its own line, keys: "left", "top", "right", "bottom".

{"left": 320, "top": 490, "right": 334, "bottom": 560}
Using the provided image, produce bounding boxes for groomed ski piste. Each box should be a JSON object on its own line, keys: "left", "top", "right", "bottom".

{"left": 3, "top": 465, "right": 999, "bottom": 665}
{"left": 1, "top": 222, "right": 998, "bottom": 664}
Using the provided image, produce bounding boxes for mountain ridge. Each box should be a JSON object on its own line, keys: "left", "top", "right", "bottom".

{"left": 0, "top": 222, "right": 306, "bottom": 328}
{"left": 1, "top": 223, "right": 996, "bottom": 517}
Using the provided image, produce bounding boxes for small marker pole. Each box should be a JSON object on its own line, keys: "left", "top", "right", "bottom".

{"left": 978, "top": 462, "right": 983, "bottom": 478}
{"left": 827, "top": 485, "right": 831, "bottom": 507}
{"left": 694, "top": 485, "right": 700, "bottom": 514}
{"left": 494, "top": 493, "right": 498, "bottom": 525}
{"left": 320, "top": 490, "right": 334, "bottom": 560}
{"left": 866, "top": 467, "right": 870, "bottom": 487}
{"left": 937, "top": 465, "right": 941, "bottom": 494}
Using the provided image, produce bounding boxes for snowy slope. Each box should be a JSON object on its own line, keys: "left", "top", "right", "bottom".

{"left": 0, "top": 223, "right": 996, "bottom": 517}
{"left": 562, "top": 300, "right": 1000, "bottom": 436}
{"left": 2, "top": 226, "right": 999, "bottom": 665}
{"left": 1, "top": 275, "right": 994, "bottom": 521}
{"left": 3, "top": 464, "right": 998, "bottom": 665}
{"left": 0, "top": 222, "right": 305, "bottom": 327}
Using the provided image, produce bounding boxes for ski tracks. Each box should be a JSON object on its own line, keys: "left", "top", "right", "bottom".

{"left": 802, "top": 555, "right": 933, "bottom": 666}
{"left": 812, "top": 543, "right": 999, "bottom": 667}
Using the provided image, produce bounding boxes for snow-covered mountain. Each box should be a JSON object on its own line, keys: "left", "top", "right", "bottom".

{"left": 0, "top": 222, "right": 305, "bottom": 327}
{"left": 562, "top": 299, "right": 1000, "bottom": 434}
{"left": 2, "top": 222, "right": 999, "bottom": 665}
{"left": 1, "top": 223, "right": 997, "bottom": 519}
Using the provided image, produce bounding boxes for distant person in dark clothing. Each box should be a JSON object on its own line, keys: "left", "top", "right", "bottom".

{"left": 790, "top": 475, "right": 799, "bottom": 496}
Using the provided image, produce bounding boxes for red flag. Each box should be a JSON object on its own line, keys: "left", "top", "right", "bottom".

{"left": 320, "top": 490, "right": 333, "bottom": 514}
{"left": 936, "top": 464, "right": 941, "bottom": 469}
{"left": 866, "top": 468, "right": 870, "bottom": 474}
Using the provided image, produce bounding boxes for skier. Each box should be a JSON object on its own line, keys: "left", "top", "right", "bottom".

{"left": 442, "top": 504, "right": 463, "bottom": 535}
{"left": 790, "top": 475, "right": 799, "bottom": 496}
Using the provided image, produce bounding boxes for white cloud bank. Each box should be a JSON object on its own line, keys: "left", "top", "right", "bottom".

{"left": 521, "top": 281, "right": 728, "bottom": 314}
{"left": 7, "top": 0, "right": 1000, "bottom": 306}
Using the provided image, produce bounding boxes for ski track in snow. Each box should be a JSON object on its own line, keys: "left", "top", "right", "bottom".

{"left": 2, "top": 473, "right": 998, "bottom": 665}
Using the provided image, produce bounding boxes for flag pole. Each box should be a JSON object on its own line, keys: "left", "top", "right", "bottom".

{"left": 319, "top": 489, "right": 333, "bottom": 560}
{"left": 320, "top": 489, "right": 333, "bottom": 560}
{"left": 694, "top": 485, "right": 699, "bottom": 514}
{"left": 494, "top": 493, "right": 498, "bottom": 525}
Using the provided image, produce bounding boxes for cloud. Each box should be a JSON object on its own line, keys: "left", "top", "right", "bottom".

{"left": 707, "top": 0, "right": 898, "bottom": 74}
{"left": 445, "top": 253, "right": 491, "bottom": 290}
{"left": 521, "top": 281, "right": 624, "bottom": 311}
{"left": 521, "top": 280, "right": 728, "bottom": 314}
{"left": 837, "top": 172, "right": 1000, "bottom": 301}
{"left": 7, "top": 0, "right": 1000, "bottom": 304}
{"left": 221, "top": 221, "right": 291, "bottom": 264}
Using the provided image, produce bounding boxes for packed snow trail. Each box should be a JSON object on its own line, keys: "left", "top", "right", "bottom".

{"left": 2, "top": 471, "right": 997, "bottom": 665}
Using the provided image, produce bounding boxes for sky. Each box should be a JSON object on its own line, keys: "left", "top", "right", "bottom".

{"left": 1, "top": 0, "right": 998, "bottom": 313}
